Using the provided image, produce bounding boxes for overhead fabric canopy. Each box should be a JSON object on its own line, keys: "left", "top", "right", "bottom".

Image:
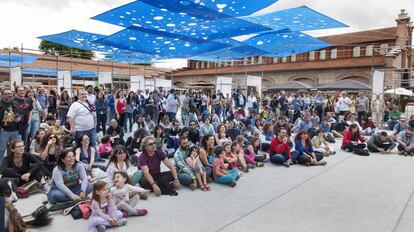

{"left": 267, "top": 81, "right": 313, "bottom": 91}
{"left": 92, "top": 1, "right": 271, "bottom": 40}
{"left": 384, "top": 88, "right": 413, "bottom": 96}
{"left": 0, "top": 54, "right": 38, "bottom": 67}
{"left": 315, "top": 79, "right": 372, "bottom": 90}
{"left": 242, "top": 6, "right": 347, "bottom": 32}
{"left": 22, "top": 68, "right": 58, "bottom": 76}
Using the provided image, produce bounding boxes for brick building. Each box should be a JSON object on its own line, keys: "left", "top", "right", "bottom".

{"left": 168, "top": 10, "right": 413, "bottom": 92}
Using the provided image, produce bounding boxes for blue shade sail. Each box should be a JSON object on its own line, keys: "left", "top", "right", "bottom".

{"left": 97, "top": 26, "right": 231, "bottom": 58}
{"left": 0, "top": 54, "right": 38, "bottom": 67}
{"left": 22, "top": 68, "right": 58, "bottom": 76}
{"left": 243, "top": 6, "right": 347, "bottom": 32}
{"left": 241, "top": 30, "right": 331, "bottom": 57}
{"left": 92, "top": 1, "right": 271, "bottom": 40}
{"left": 102, "top": 52, "right": 158, "bottom": 64}
{"left": 71, "top": 70, "right": 97, "bottom": 78}
{"left": 139, "top": 0, "right": 277, "bottom": 18}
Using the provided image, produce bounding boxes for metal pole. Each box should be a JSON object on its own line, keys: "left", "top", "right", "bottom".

{"left": 111, "top": 61, "right": 114, "bottom": 90}
{"left": 20, "top": 43, "right": 23, "bottom": 85}
{"left": 8, "top": 47, "right": 11, "bottom": 88}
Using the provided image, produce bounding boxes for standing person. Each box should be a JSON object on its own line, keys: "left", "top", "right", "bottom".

{"left": 247, "top": 91, "right": 257, "bottom": 116}
{"left": 144, "top": 92, "right": 156, "bottom": 121}
{"left": 67, "top": 89, "right": 97, "bottom": 146}
{"left": 14, "top": 86, "right": 32, "bottom": 148}
{"left": 35, "top": 87, "right": 48, "bottom": 122}
{"left": 166, "top": 89, "right": 178, "bottom": 122}
{"left": 371, "top": 94, "right": 385, "bottom": 127}
{"left": 48, "top": 89, "right": 58, "bottom": 118}
{"left": 26, "top": 88, "right": 42, "bottom": 144}
{"left": 138, "top": 136, "right": 180, "bottom": 196}
{"left": 125, "top": 92, "right": 136, "bottom": 133}
{"left": 313, "top": 91, "right": 325, "bottom": 120}
{"left": 180, "top": 91, "right": 190, "bottom": 127}
{"left": 57, "top": 90, "right": 71, "bottom": 126}
{"left": 0, "top": 87, "right": 21, "bottom": 164}
{"left": 95, "top": 91, "right": 108, "bottom": 135}
{"left": 355, "top": 92, "right": 369, "bottom": 123}
{"left": 114, "top": 90, "right": 127, "bottom": 131}
{"left": 107, "top": 90, "right": 116, "bottom": 123}
{"left": 135, "top": 90, "right": 145, "bottom": 115}
{"left": 337, "top": 91, "right": 352, "bottom": 116}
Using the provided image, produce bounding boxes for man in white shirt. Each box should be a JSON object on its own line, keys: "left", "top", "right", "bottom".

{"left": 68, "top": 89, "right": 97, "bottom": 146}
{"left": 166, "top": 89, "right": 178, "bottom": 122}
{"left": 247, "top": 91, "right": 257, "bottom": 115}
{"left": 337, "top": 91, "right": 352, "bottom": 115}
{"left": 86, "top": 85, "right": 96, "bottom": 106}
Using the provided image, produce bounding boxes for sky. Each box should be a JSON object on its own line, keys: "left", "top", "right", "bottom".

{"left": 0, "top": 0, "right": 413, "bottom": 69}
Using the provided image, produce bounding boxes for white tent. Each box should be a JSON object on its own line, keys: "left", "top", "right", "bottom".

{"left": 384, "top": 88, "right": 413, "bottom": 96}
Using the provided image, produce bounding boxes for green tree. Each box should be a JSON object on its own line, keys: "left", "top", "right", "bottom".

{"left": 39, "top": 40, "right": 94, "bottom": 59}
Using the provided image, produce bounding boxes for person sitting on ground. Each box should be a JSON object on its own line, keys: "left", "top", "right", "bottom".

{"left": 107, "top": 119, "right": 125, "bottom": 147}
{"left": 346, "top": 114, "right": 362, "bottom": 131}
{"left": 388, "top": 105, "right": 401, "bottom": 130}
{"left": 244, "top": 137, "right": 265, "bottom": 167}
{"left": 332, "top": 115, "right": 348, "bottom": 138}
{"left": 200, "top": 116, "right": 215, "bottom": 137}
{"left": 47, "top": 148, "right": 92, "bottom": 204}
{"left": 39, "top": 133, "right": 62, "bottom": 176}
{"left": 174, "top": 136, "right": 197, "bottom": 189}
{"left": 223, "top": 142, "right": 240, "bottom": 173}
{"left": 199, "top": 135, "right": 215, "bottom": 178}
{"left": 144, "top": 114, "right": 156, "bottom": 134}
{"left": 272, "top": 116, "right": 292, "bottom": 138}
{"left": 341, "top": 124, "right": 367, "bottom": 152}
{"left": 125, "top": 128, "right": 146, "bottom": 156}
{"left": 319, "top": 117, "right": 336, "bottom": 143}
{"left": 39, "top": 115, "right": 56, "bottom": 132}
{"left": 361, "top": 117, "right": 378, "bottom": 136}
{"left": 106, "top": 146, "right": 142, "bottom": 187}
{"left": 311, "top": 129, "right": 336, "bottom": 157}
{"left": 269, "top": 129, "right": 295, "bottom": 168}
{"left": 188, "top": 120, "right": 200, "bottom": 145}
{"left": 50, "top": 119, "right": 70, "bottom": 141}
{"left": 215, "top": 124, "right": 231, "bottom": 145}
{"left": 98, "top": 135, "right": 112, "bottom": 159}
{"left": 30, "top": 129, "right": 45, "bottom": 157}
{"left": 131, "top": 114, "right": 149, "bottom": 135}
{"left": 259, "top": 122, "right": 274, "bottom": 152}
{"left": 396, "top": 127, "right": 414, "bottom": 156}
{"left": 226, "top": 120, "right": 240, "bottom": 142}
{"left": 393, "top": 118, "right": 408, "bottom": 139}
{"left": 74, "top": 134, "right": 97, "bottom": 173}
{"left": 367, "top": 131, "right": 396, "bottom": 154}
{"left": 185, "top": 146, "right": 210, "bottom": 191}
{"left": 1, "top": 140, "right": 47, "bottom": 187}
{"left": 212, "top": 146, "right": 238, "bottom": 187}
{"left": 138, "top": 136, "right": 180, "bottom": 196}
{"left": 295, "top": 131, "right": 327, "bottom": 166}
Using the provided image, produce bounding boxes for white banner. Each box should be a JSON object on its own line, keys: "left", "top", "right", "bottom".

{"left": 246, "top": 75, "right": 262, "bottom": 95}
{"left": 373, "top": 70, "right": 385, "bottom": 95}
{"left": 10, "top": 67, "right": 22, "bottom": 86}
{"left": 130, "top": 75, "right": 145, "bottom": 92}
{"left": 145, "top": 80, "right": 154, "bottom": 91}
{"left": 216, "top": 76, "right": 233, "bottom": 96}
{"left": 98, "top": 72, "right": 112, "bottom": 84}
{"left": 155, "top": 79, "right": 172, "bottom": 90}
{"left": 58, "top": 71, "right": 72, "bottom": 96}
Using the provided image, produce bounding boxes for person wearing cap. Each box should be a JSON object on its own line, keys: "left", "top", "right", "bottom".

{"left": 396, "top": 127, "right": 414, "bottom": 156}
{"left": 393, "top": 118, "right": 408, "bottom": 138}
{"left": 367, "top": 131, "right": 396, "bottom": 154}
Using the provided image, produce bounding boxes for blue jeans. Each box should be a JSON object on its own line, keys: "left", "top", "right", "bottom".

{"left": 126, "top": 112, "right": 134, "bottom": 132}
{"left": 0, "top": 130, "right": 20, "bottom": 165}
{"left": 75, "top": 128, "right": 97, "bottom": 147}
{"left": 270, "top": 151, "right": 299, "bottom": 165}
{"left": 214, "top": 169, "right": 238, "bottom": 184}
{"left": 167, "top": 112, "right": 176, "bottom": 122}
{"left": 178, "top": 172, "right": 193, "bottom": 186}
{"left": 28, "top": 114, "right": 40, "bottom": 139}
{"left": 48, "top": 184, "right": 92, "bottom": 204}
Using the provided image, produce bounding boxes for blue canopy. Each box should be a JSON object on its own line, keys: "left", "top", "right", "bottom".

{"left": 139, "top": 0, "right": 278, "bottom": 18}
{"left": 23, "top": 68, "right": 58, "bottom": 76}
{"left": 0, "top": 54, "right": 38, "bottom": 67}
{"left": 97, "top": 26, "right": 231, "bottom": 58}
{"left": 92, "top": 1, "right": 271, "bottom": 40}
{"left": 71, "top": 70, "right": 97, "bottom": 78}
{"left": 243, "top": 6, "right": 347, "bottom": 32}
{"left": 241, "top": 29, "right": 331, "bottom": 57}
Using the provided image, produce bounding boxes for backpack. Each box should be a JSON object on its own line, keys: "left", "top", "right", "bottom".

{"left": 354, "top": 148, "right": 370, "bottom": 156}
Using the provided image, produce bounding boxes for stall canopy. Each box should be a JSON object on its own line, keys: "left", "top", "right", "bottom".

{"left": 0, "top": 54, "right": 38, "bottom": 67}
{"left": 267, "top": 81, "right": 313, "bottom": 91}
{"left": 315, "top": 79, "right": 372, "bottom": 90}
{"left": 384, "top": 88, "right": 413, "bottom": 96}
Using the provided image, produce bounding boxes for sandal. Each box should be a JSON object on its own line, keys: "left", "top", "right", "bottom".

{"left": 204, "top": 184, "right": 211, "bottom": 191}
{"left": 200, "top": 185, "right": 207, "bottom": 191}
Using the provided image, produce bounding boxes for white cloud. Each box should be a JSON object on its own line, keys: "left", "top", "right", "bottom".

{"left": 1, "top": 0, "right": 412, "bottom": 69}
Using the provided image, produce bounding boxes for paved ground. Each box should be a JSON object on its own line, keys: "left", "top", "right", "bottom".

{"left": 15, "top": 137, "right": 414, "bottom": 232}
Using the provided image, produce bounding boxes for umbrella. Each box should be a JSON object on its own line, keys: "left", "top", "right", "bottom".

{"left": 384, "top": 88, "right": 413, "bottom": 96}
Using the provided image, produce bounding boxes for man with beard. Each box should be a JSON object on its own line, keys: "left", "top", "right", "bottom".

{"left": 173, "top": 136, "right": 195, "bottom": 189}
{"left": 14, "top": 86, "right": 32, "bottom": 148}
{"left": 0, "top": 87, "right": 22, "bottom": 164}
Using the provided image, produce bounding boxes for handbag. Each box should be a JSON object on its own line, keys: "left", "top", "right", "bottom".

{"left": 354, "top": 148, "right": 370, "bottom": 156}
{"left": 15, "top": 180, "right": 42, "bottom": 199}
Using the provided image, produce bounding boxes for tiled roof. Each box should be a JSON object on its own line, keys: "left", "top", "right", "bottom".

{"left": 319, "top": 27, "right": 397, "bottom": 45}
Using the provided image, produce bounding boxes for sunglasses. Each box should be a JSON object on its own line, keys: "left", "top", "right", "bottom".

{"left": 82, "top": 138, "right": 90, "bottom": 141}
{"left": 190, "top": 124, "right": 195, "bottom": 126}
{"left": 116, "top": 151, "right": 125, "bottom": 155}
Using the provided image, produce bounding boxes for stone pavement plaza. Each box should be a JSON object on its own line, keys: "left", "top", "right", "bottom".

{"left": 16, "top": 139, "right": 414, "bottom": 232}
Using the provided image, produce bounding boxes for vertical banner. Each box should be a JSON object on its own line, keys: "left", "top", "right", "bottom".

{"left": 130, "top": 75, "right": 145, "bottom": 92}
{"left": 145, "top": 80, "right": 155, "bottom": 91}
{"left": 216, "top": 76, "right": 233, "bottom": 96}
{"left": 155, "top": 79, "right": 172, "bottom": 91}
{"left": 372, "top": 70, "right": 385, "bottom": 95}
{"left": 58, "top": 71, "right": 72, "bottom": 96}
{"left": 10, "top": 67, "right": 22, "bottom": 87}
{"left": 246, "top": 75, "right": 262, "bottom": 95}
{"left": 98, "top": 72, "right": 112, "bottom": 85}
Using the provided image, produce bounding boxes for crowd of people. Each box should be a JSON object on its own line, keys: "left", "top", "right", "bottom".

{"left": 1, "top": 84, "right": 413, "bottom": 231}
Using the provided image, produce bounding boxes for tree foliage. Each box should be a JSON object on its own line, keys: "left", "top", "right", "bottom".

{"left": 39, "top": 40, "right": 94, "bottom": 59}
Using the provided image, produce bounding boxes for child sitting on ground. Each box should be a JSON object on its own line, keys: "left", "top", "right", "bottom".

{"left": 185, "top": 146, "right": 211, "bottom": 191}
{"left": 98, "top": 136, "right": 112, "bottom": 159}
{"left": 88, "top": 181, "right": 127, "bottom": 232}
{"left": 212, "top": 146, "right": 238, "bottom": 187}
{"left": 311, "top": 129, "right": 336, "bottom": 157}
{"left": 110, "top": 172, "right": 148, "bottom": 217}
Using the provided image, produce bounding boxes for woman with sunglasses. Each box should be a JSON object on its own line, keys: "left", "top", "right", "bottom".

{"left": 39, "top": 132, "right": 62, "bottom": 176}
{"left": 75, "top": 134, "right": 96, "bottom": 172}
{"left": 106, "top": 145, "right": 143, "bottom": 187}
{"left": 138, "top": 136, "right": 180, "bottom": 196}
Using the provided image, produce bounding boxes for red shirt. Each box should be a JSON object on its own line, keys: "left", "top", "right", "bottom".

{"left": 269, "top": 137, "right": 291, "bottom": 159}
{"left": 116, "top": 99, "right": 126, "bottom": 114}
{"left": 212, "top": 158, "right": 227, "bottom": 179}
{"left": 341, "top": 129, "right": 365, "bottom": 149}
{"left": 225, "top": 153, "right": 238, "bottom": 170}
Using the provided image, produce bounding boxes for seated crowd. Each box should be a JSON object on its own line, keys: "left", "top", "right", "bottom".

{"left": 1, "top": 86, "right": 412, "bottom": 231}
